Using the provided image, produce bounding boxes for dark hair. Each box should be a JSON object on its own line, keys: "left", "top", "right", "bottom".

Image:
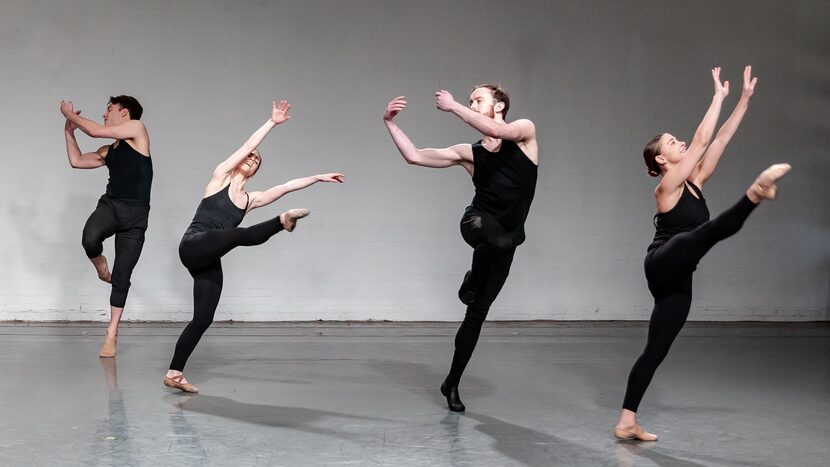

{"left": 643, "top": 133, "right": 664, "bottom": 177}
{"left": 108, "top": 95, "right": 143, "bottom": 120}
{"left": 471, "top": 84, "right": 510, "bottom": 118}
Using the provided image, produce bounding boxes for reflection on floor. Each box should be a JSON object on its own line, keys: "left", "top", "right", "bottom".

{"left": 0, "top": 322, "right": 827, "bottom": 466}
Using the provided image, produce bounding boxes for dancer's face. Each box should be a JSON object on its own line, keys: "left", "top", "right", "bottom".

{"left": 654, "top": 133, "right": 687, "bottom": 171}
{"left": 102, "top": 103, "right": 129, "bottom": 126}
{"left": 468, "top": 87, "right": 502, "bottom": 119}
{"left": 237, "top": 150, "right": 261, "bottom": 178}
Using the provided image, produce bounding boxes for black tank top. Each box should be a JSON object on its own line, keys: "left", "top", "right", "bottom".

{"left": 470, "top": 139, "right": 538, "bottom": 245}
{"left": 649, "top": 182, "right": 710, "bottom": 250}
{"left": 185, "top": 184, "right": 248, "bottom": 235}
{"left": 105, "top": 141, "right": 153, "bottom": 202}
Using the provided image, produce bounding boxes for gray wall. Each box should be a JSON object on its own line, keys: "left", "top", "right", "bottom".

{"left": 1, "top": 0, "right": 827, "bottom": 321}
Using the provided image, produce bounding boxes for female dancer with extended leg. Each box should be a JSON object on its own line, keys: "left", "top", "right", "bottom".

{"left": 615, "top": 66, "right": 790, "bottom": 440}
{"left": 164, "top": 100, "right": 344, "bottom": 393}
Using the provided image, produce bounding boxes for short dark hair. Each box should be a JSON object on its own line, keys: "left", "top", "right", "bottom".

{"left": 471, "top": 84, "right": 510, "bottom": 118}
{"left": 643, "top": 133, "right": 664, "bottom": 177}
{"left": 108, "top": 95, "right": 143, "bottom": 120}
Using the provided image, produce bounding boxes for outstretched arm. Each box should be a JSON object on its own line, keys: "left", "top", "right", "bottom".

{"left": 64, "top": 110, "right": 107, "bottom": 169}
{"left": 658, "top": 67, "right": 728, "bottom": 194}
{"left": 246, "top": 173, "right": 344, "bottom": 211}
{"left": 383, "top": 96, "right": 472, "bottom": 171}
{"left": 435, "top": 90, "right": 535, "bottom": 142}
{"left": 212, "top": 100, "right": 291, "bottom": 181}
{"left": 691, "top": 66, "right": 758, "bottom": 186}
{"left": 60, "top": 100, "right": 145, "bottom": 140}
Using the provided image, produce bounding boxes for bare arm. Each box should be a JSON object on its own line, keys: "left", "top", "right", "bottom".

{"left": 60, "top": 100, "right": 146, "bottom": 140}
{"left": 247, "top": 173, "right": 344, "bottom": 211}
{"left": 211, "top": 100, "right": 291, "bottom": 184}
{"left": 435, "top": 90, "right": 536, "bottom": 142}
{"left": 64, "top": 111, "right": 107, "bottom": 169}
{"left": 383, "top": 96, "right": 473, "bottom": 171}
{"left": 691, "top": 66, "right": 758, "bottom": 186}
{"left": 658, "top": 67, "right": 728, "bottom": 194}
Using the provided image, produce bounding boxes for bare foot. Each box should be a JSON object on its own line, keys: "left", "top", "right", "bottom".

{"left": 748, "top": 163, "right": 791, "bottom": 202}
{"left": 280, "top": 208, "right": 310, "bottom": 232}
{"left": 99, "top": 334, "right": 117, "bottom": 358}
{"left": 91, "top": 255, "right": 112, "bottom": 283}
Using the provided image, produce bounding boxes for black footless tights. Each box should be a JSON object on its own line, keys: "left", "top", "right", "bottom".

{"left": 445, "top": 210, "right": 516, "bottom": 387}
{"left": 169, "top": 215, "right": 284, "bottom": 371}
{"left": 622, "top": 195, "right": 757, "bottom": 412}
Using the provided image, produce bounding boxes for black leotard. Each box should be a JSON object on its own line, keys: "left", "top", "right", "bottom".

{"left": 650, "top": 182, "right": 709, "bottom": 250}
{"left": 170, "top": 184, "right": 283, "bottom": 372}
{"left": 185, "top": 185, "right": 248, "bottom": 235}
{"left": 622, "top": 181, "right": 757, "bottom": 412}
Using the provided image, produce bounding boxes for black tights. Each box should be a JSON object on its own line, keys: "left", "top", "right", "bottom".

{"left": 622, "top": 195, "right": 757, "bottom": 412}
{"left": 169, "top": 215, "right": 284, "bottom": 371}
{"left": 81, "top": 195, "right": 149, "bottom": 308}
{"left": 445, "top": 210, "right": 516, "bottom": 387}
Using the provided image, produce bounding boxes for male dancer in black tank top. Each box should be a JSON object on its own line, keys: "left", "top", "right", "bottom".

{"left": 62, "top": 96, "right": 152, "bottom": 358}
{"left": 384, "top": 85, "right": 538, "bottom": 411}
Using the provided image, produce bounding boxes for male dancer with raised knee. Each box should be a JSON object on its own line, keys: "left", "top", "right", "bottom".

{"left": 62, "top": 96, "right": 152, "bottom": 357}
{"left": 383, "top": 85, "right": 538, "bottom": 411}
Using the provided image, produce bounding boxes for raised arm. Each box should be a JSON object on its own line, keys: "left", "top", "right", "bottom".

{"left": 246, "top": 173, "right": 344, "bottom": 211}
{"left": 211, "top": 100, "right": 291, "bottom": 182}
{"left": 691, "top": 66, "right": 758, "bottom": 186}
{"left": 64, "top": 110, "right": 107, "bottom": 169}
{"left": 658, "top": 67, "right": 728, "bottom": 194}
{"left": 435, "top": 90, "right": 535, "bottom": 142}
{"left": 383, "top": 96, "right": 472, "bottom": 172}
{"left": 60, "top": 100, "right": 145, "bottom": 141}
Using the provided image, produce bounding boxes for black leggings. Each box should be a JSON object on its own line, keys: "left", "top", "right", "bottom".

{"left": 445, "top": 209, "right": 517, "bottom": 387}
{"left": 81, "top": 195, "right": 149, "bottom": 308}
{"left": 169, "top": 215, "right": 284, "bottom": 371}
{"left": 622, "top": 195, "right": 757, "bottom": 412}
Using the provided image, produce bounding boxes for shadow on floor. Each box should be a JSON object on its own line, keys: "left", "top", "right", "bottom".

{"left": 170, "top": 393, "right": 388, "bottom": 442}
{"left": 365, "top": 358, "right": 495, "bottom": 409}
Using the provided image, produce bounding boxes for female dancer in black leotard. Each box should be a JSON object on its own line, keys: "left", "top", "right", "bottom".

{"left": 164, "top": 100, "right": 344, "bottom": 393}
{"left": 614, "top": 67, "right": 790, "bottom": 441}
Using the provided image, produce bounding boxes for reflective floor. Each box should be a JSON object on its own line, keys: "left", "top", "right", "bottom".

{"left": 0, "top": 322, "right": 827, "bottom": 466}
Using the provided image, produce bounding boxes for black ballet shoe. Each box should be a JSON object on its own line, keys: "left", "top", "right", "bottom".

{"left": 457, "top": 270, "right": 477, "bottom": 305}
{"left": 440, "top": 381, "right": 466, "bottom": 412}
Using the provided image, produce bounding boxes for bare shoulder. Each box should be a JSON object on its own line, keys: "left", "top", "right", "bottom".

{"left": 203, "top": 174, "right": 229, "bottom": 198}
{"left": 513, "top": 118, "right": 536, "bottom": 129}
{"left": 126, "top": 120, "right": 150, "bottom": 155}
{"left": 655, "top": 182, "right": 683, "bottom": 213}
{"left": 449, "top": 143, "right": 474, "bottom": 161}
{"left": 511, "top": 119, "right": 538, "bottom": 164}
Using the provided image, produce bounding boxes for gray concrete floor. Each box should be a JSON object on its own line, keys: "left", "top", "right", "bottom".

{"left": 0, "top": 322, "right": 827, "bottom": 466}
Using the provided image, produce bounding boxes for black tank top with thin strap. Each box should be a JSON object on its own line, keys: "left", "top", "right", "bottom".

{"left": 185, "top": 185, "right": 248, "bottom": 235}
{"left": 470, "top": 139, "right": 538, "bottom": 245}
{"left": 105, "top": 140, "right": 153, "bottom": 202}
{"left": 649, "top": 182, "right": 710, "bottom": 250}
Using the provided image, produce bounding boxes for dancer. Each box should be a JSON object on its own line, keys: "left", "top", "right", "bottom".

{"left": 615, "top": 66, "right": 790, "bottom": 441}
{"left": 164, "top": 100, "right": 344, "bottom": 393}
{"left": 384, "top": 85, "right": 538, "bottom": 411}
{"left": 62, "top": 96, "right": 152, "bottom": 357}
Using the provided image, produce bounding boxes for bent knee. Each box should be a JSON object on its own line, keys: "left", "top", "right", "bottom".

{"left": 81, "top": 234, "right": 103, "bottom": 258}
{"left": 488, "top": 236, "right": 514, "bottom": 253}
